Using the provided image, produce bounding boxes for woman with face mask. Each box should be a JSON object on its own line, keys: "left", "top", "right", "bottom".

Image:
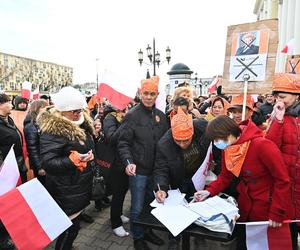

{"left": 194, "top": 115, "right": 292, "bottom": 249}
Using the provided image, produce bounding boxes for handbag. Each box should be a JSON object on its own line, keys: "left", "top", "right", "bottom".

{"left": 91, "top": 166, "right": 106, "bottom": 201}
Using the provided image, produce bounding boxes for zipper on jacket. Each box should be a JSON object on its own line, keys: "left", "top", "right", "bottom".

{"left": 293, "top": 117, "right": 299, "bottom": 210}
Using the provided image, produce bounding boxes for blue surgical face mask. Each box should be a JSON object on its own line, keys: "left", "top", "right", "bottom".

{"left": 214, "top": 140, "right": 230, "bottom": 150}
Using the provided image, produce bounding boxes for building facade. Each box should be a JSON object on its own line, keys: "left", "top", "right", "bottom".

{"left": 254, "top": 0, "right": 300, "bottom": 72}
{"left": 0, "top": 52, "right": 73, "bottom": 94}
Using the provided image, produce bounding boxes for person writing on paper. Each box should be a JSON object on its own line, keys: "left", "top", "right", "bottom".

{"left": 153, "top": 107, "right": 210, "bottom": 249}
{"left": 38, "top": 87, "right": 95, "bottom": 250}
{"left": 265, "top": 73, "right": 300, "bottom": 250}
{"left": 194, "top": 115, "right": 291, "bottom": 248}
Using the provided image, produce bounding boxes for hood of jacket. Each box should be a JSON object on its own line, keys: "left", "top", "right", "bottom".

{"left": 286, "top": 101, "right": 300, "bottom": 117}
{"left": 234, "top": 119, "right": 263, "bottom": 145}
{"left": 37, "top": 108, "right": 95, "bottom": 142}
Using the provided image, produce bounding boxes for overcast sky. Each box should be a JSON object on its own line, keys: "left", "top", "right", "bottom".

{"left": 0, "top": 0, "right": 256, "bottom": 86}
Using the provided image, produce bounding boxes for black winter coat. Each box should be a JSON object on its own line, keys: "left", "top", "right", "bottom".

{"left": 24, "top": 121, "right": 42, "bottom": 174}
{"left": 37, "top": 110, "right": 95, "bottom": 215}
{"left": 118, "top": 103, "right": 168, "bottom": 175}
{"left": 153, "top": 119, "right": 210, "bottom": 192}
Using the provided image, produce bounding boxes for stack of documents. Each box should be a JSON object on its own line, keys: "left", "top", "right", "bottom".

{"left": 150, "top": 189, "right": 186, "bottom": 208}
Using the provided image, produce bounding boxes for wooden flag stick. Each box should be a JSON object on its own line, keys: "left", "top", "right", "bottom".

{"left": 242, "top": 74, "right": 250, "bottom": 121}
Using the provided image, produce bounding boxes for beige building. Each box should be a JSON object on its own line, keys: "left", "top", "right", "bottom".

{"left": 254, "top": 0, "right": 300, "bottom": 72}
{"left": 0, "top": 52, "right": 73, "bottom": 94}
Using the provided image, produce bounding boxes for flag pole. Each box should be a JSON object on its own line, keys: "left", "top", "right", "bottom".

{"left": 242, "top": 74, "right": 250, "bottom": 121}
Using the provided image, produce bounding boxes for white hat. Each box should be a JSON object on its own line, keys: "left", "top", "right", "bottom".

{"left": 51, "top": 86, "right": 87, "bottom": 112}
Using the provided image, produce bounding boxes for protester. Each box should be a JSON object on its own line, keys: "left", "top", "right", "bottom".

{"left": 166, "top": 97, "right": 190, "bottom": 126}
{"left": 195, "top": 115, "right": 292, "bottom": 249}
{"left": 118, "top": 76, "right": 168, "bottom": 250}
{"left": 37, "top": 87, "right": 95, "bottom": 250}
{"left": 102, "top": 105, "right": 130, "bottom": 237}
{"left": 153, "top": 107, "right": 210, "bottom": 249}
{"left": 204, "top": 96, "right": 229, "bottom": 121}
{"left": 265, "top": 73, "right": 300, "bottom": 250}
{"left": 258, "top": 93, "right": 275, "bottom": 122}
{"left": 23, "top": 99, "right": 48, "bottom": 185}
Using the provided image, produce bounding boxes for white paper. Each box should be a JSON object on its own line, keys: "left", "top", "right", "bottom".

{"left": 189, "top": 196, "right": 239, "bottom": 221}
{"left": 151, "top": 205, "right": 200, "bottom": 236}
{"left": 192, "top": 142, "right": 213, "bottom": 191}
{"left": 150, "top": 189, "right": 186, "bottom": 208}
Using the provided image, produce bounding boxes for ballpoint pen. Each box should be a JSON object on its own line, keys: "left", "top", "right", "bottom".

{"left": 157, "top": 183, "right": 164, "bottom": 205}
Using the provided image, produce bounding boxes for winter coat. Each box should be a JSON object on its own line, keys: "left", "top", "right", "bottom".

{"left": 153, "top": 119, "right": 209, "bottom": 192}
{"left": 37, "top": 109, "right": 95, "bottom": 215}
{"left": 266, "top": 101, "right": 300, "bottom": 221}
{"left": 24, "top": 121, "right": 42, "bottom": 175}
{"left": 118, "top": 103, "right": 168, "bottom": 175}
{"left": 207, "top": 120, "right": 291, "bottom": 223}
{"left": 258, "top": 102, "right": 274, "bottom": 122}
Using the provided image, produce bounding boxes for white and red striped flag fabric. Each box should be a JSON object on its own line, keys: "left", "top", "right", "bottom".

{"left": 0, "top": 178, "right": 72, "bottom": 250}
{"left": 97, "top": 70, "right": 139, "bottom": 110}
{"left": 31, "top": 86, "right": 40, "bottom": 100}
{"left": 21, "top": 81, "right": 32, "bottom": 100}
{"left": 0, "top": 146, "right": 21, "bottom": 195}
{"left": 208, "top": 77, "right": 220, "bottom": 94}
{"left": 245, "top": 222, "right": 292, "bottom": 250}
{"left": 281, "top": 38, "right": 295, "bottom": 55}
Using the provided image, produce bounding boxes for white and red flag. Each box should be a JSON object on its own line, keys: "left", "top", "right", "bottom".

{"left": 21, "top": 81, "right": 32, "bottom": 100}
{"left": 97, "top": 70, "right": 139, "bottom": 110}
{"left": 0, "top": 178, "right": 72, "bottom": 250}
{"left": 245, "top": 222, "right": 292, "bottom": 250}
{"left": 208, "top": 77, "right": 220, "bottom": 94}
{"left": 281, "top": 38, "right": 295, "bottom": 55}
{"left": 31, "top": 86, "right": 40, "bottom": 100}
{"left": 0, "top": 146, "right": 21, "bottom": 195}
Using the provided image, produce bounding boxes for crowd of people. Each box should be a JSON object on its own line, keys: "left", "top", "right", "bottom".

{"left": 0, "top": 72, "right": 300, "bottom": 250}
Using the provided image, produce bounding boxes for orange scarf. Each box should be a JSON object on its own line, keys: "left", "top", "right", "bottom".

{"left": 224, "top": 140, "right": 250, "bottom": 177}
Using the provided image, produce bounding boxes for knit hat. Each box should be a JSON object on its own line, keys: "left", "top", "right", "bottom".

{"left": 51, "top": 86, "right": 87, "bottom": 112}
{"left": 273, "top": 73, "right": 300, "bottom": 94}
{"left": 228, "top": 94, "right": 254, "bottom": 112}
{"left": 171, "top": 107, "right": 194, "bottom": 140}
{"left": 140, "top": 76, "right": 159, "bottom": 93}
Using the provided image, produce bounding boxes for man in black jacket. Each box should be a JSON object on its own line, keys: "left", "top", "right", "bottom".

{"left": 258, "top": 94, "right": 275, "bottom": 122}
{"left": 153, "top": 107, "right": 210, "bottom": 249}
{"left": 118, "top": 76, "right": 168, "bottom": 250}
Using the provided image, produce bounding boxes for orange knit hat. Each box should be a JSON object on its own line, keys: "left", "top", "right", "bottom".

{"left": 171, "top": 107, "right": 194, "bottom": 140}
{"left": 273, "top": 73, "right": 300, "bottom": 94}
{"left": 228, "top": 94, "right": 254, "bottom": 111}
{"left": 141, "top": 76, "right": 159, "bottom": 93}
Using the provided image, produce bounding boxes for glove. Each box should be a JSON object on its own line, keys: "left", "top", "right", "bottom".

{"left": 194, "top": 190, "right": 210, "bottom": 202}
{"left": 69, "top": 151, "right": 87, "bottom": 172}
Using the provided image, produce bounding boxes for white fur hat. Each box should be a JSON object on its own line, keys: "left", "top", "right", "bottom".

{"left": 51, "top": 86, "right": 87, "bottom": 112}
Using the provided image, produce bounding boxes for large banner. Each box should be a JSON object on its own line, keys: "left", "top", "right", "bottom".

{"left": 222, "top": 19, "right": 278, "bottom": 94}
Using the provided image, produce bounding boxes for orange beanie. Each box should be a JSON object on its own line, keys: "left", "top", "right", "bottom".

{"left": 273, "top": 73, "right": 300, "bottom": 94}
{"left": 171, "top": 107, "right": 194, "bottom": 140}
{"left": 141, "top": 76, "right": 159, "bottom": 93}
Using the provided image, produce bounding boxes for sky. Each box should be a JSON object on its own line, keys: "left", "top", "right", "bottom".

{"left": 0, "top": 0, "right": 257, "bottom": 87}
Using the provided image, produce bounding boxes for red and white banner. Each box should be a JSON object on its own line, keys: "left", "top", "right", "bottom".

{"left": 0, "top": 146, "right": 21, "bottom": 195}
{"left": 245, "top": 223, "right": 292, "bottom": 250}
{"left": 0, "top": 178, "right": 72, "bottom": 250}
{"left": 208, "top": 77, "right": 219, "bottom": 94}
{"left": 281, "top": 38, "right": 295, "bottom": 55}
{"left": 97, "top": 70, "right": 139, "bottom": 110}
{"left": 21, "top": 81, "right": 32, "bottom": 100}
{"left": 31, "top": 86, "right": 40, "bottom": 100}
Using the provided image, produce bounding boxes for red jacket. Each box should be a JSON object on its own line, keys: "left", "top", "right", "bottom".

{"left": 207, "top": 120, "right": 291, "bottom": 222}
{"left": 266, "top": 115, "right": 300, "bottom": 221}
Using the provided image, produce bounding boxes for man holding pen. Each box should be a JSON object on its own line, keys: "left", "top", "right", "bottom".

{"left": 118, "top": 76, "right": 168, "bottom": 250}
{"left": 153, "top": 107, "right": 210, "bottom": 249}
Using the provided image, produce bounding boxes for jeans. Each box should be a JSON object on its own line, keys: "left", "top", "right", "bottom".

{"left": 129, "top": 174, "right": 153, "bottom": 240}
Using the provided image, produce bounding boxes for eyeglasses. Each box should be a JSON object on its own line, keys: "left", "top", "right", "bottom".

{"left": 142, "top": 91, "right": 157, "bottom": 97}
{"left": 71, "top": 109, "right": 83, "bottom": 115}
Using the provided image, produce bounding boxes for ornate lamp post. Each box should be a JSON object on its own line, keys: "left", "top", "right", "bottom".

{"left": 138, "top": 38, "right": 171, "bottom": 77}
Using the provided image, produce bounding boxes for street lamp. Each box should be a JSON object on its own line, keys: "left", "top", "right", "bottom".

{"left": 138, "top": 38, "right": 171, "bottom": 77}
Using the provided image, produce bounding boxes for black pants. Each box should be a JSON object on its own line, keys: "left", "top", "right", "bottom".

{"left": 110, "top": 168, "right": 128, "bottom": 229}
{"left": 55, "top": 216, "right": 80, "bottom": 250}
{"left": 290, "top": 222, "right": 300, "bottom": 250}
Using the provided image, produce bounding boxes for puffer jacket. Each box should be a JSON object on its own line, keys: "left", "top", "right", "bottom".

{"left": 266, "top": 101, "right": 300, "bottom": 221}
{"left": 37, "top": 109, "right": 95, "bottom": 215}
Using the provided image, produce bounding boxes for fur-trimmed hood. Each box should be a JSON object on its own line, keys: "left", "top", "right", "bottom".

{"left": 37, "top": 108, "right": 95, "bottom": 142}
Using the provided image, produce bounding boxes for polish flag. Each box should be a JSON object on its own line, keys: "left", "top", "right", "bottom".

{"left": 31, "top": 86, "right": 40, "bottom": 100}
{"left": 245, "top": 223, "right": 292, "bottom": 250}
{"left": 97, "top": 70, "right": 139, "bottom": 110}
{"left": 21, "top": 81, "right": 32, "bottom": 100}
{"left": 208, "top": 77, "right": 220, "bottom": 94}
{"left": 0, "top": 146, "right": 21, "bottom": 195}
{"left": 0, "top": 178, "right": 72, "bottom": 250}
{"left": 281, "top": 38, "right": 295, "bottom": 55}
